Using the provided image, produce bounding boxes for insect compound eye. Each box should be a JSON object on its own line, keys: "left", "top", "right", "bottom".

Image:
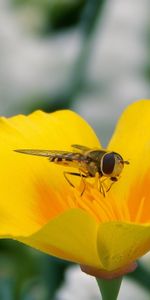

{"left": 101, "top": 152, "right": 115, "bottom": 175}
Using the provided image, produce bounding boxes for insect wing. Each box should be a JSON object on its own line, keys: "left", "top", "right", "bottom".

{"left": 86, "top": 149, "right": 106, "bottom": 161}
{"left": 14, "top": 149, "right": 88, "bottom": 167}
{"left": 14, "top": 149, "right": 72, "bottom": 157}
{"left": 71, "top": 144, "right": 91, "bottom": 152}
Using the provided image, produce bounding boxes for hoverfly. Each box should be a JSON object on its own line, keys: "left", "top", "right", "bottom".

{"left": 14, "top": 144, "right": 129, "bottom": 196}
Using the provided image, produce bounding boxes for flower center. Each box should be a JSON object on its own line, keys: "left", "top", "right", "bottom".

{"left": 66, "top": 180, "right": 125, "bottom": 223}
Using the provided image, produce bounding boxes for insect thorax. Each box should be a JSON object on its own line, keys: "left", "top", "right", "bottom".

{"left": 86, "top": 160, "right": 101, "bottom": 177}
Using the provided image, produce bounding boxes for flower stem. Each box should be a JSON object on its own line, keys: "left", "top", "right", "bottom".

{"left": 96, "top": 277, "right": 122, "bottom": 300}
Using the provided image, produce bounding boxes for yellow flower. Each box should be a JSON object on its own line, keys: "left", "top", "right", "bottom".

{"left": 1, "top": 100, "right": 150, "bottom": 276}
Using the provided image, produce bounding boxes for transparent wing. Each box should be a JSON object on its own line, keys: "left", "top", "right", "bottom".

{"left": 14, "top": 148, "right": 88, "bottom": 171}
{"left": 71, "top": 144, "right": 91, "bottom": 152}
{"left": 14, "top": 149, "right": 71, "bottom": 157}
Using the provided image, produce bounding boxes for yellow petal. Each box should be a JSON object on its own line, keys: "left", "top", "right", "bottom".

{"left": 97, "top": 221, "right": 150, "bottom": 271}
{"left": 0, "top": 110, "right": 100, "bottom": 236}
{"left": 18, "top": 208, "right": 101, "bottom": 268}
{"left": 108, "top": 100, "right": 150, "bottom": 199}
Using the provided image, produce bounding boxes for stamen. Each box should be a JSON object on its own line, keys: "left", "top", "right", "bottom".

{"left": 66, "top": 181, "right": 123, "bottom": 222}
{"left": 134, "top": 196, "right": 145, "bottom": 223}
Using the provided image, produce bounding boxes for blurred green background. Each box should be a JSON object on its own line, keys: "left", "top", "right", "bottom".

{"left": 0, "top": 0, "right": 150, "bottom": 299}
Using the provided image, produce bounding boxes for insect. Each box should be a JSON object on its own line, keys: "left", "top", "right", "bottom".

{"left": 14, "top": 144, "right": 129, "bottom": 196}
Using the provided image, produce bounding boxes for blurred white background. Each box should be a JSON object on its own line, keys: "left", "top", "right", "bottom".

{"left": 56, "top": 265, "right": 150, "bottom": 300}
{"left": 0, "top": 0, "right": 149, "bottom": 147}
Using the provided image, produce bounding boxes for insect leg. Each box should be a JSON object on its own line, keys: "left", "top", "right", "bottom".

{"left": 100, "top": 181, "right": 106, "bottom": 197}
{"left": 99, "top": 177, "right": 108, "bottom": 197}
{"left": 94, "top": 172, "right": 100, "bottom": 189}
{"left": 106, "top": 177, "right": 118, "bottom": 192}
{"left": 93, "top": 173, "right": 106, "bottom": 197}
{"left": 79, "top": 172, "right": 87, "bottom": 196}
{"left": 63, "top": 171, "right": 87, "bottom": 188}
